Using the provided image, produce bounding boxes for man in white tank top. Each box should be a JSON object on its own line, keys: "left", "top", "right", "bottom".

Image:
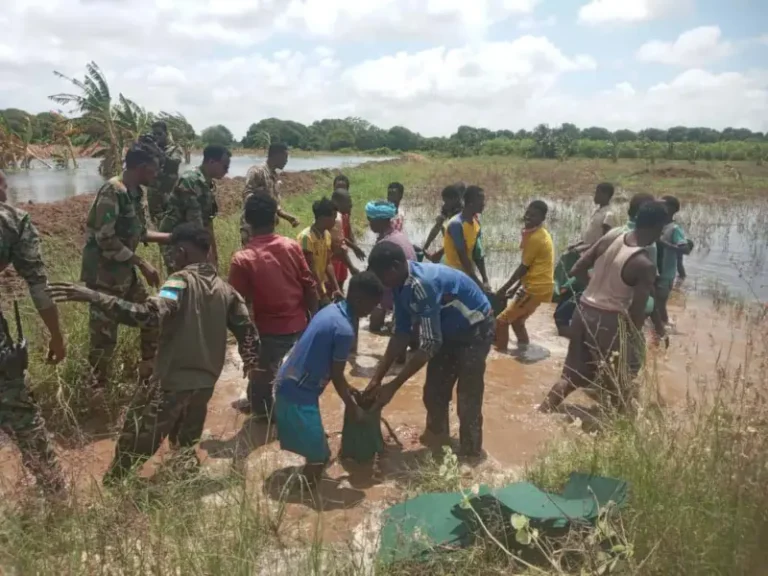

{"left": 539, "top": 201, "right": 669, "bottom": 414}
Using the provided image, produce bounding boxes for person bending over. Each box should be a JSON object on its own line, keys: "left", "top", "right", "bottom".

{"left": 274, "top": 272, "right": 383, "bottom": 488}
{"left": 366, "top": 242, "right": 494, "bottom": 460}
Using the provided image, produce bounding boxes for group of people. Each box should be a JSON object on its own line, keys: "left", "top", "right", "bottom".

{"left": 0, "top": 126, "right": 692, "bottom": 495}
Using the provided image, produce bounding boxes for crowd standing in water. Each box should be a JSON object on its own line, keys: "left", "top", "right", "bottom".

{"left": 0, "top": 130, "right": 692, "bottom": 496}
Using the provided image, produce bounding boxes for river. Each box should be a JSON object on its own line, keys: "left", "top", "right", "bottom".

{"left": 5, "top": 154, "right": 393, "bottom": 204}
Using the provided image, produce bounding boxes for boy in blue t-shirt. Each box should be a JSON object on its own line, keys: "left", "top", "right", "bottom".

{"left": 656, "top": 195, "right": 693, "bottom": 326}
{"left": 274, "top": 272, "right": 383, "bottom": 487}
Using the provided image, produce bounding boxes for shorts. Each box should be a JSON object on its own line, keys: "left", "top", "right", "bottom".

{"left": 563, "top": 303, "right": 645, "bottom": 391}
{"left": 497, "top": 289, "right": 551, "bottom": 325}
{"left": 275, "top": 395, "right": 330, "bottom": 464}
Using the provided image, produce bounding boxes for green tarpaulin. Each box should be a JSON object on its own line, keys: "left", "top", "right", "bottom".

{"left": 379, "top": 473, "right": 628, "bottom": 564}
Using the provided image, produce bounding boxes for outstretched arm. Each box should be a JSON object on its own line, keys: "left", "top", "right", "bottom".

{"left": 422, "top": 214, "right": 446, "bottom": 252}
{"left": 48, "top": 282, "right": 179, "bottom": 329}
{"left": 226, "top": 291, "right": 260, "bottom": 375}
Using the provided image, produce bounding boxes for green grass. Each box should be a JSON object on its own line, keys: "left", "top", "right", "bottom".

{"left": 4, "top": 156, "right": 768, "bottom": 574}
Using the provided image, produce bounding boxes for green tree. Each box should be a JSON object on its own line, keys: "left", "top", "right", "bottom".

{"left": 582, "top": 126, "right": 612, "bottom": 141}
{"left": 201, "top": 124, "right": 234, "bottom": 147}
{"left": 158, "top": 112, "right": 197, "bottom": 163}
{"left": 50, "top": 61, "right": 145, "bottom": 177}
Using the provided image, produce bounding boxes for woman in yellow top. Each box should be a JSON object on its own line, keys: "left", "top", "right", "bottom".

{"left": 442, "top": 185, "right": 491, "bottom": 290}
{"left": 495, "top": 200, "right": 555, "bottom": 352}
{"left": 298, "top": 197, "right": 341, "bottom": 306}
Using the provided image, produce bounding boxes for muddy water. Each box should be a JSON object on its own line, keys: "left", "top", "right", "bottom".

{"left": 5, "top": 154, "right": 393, "bottom": 204}
{"left": 1, "top": 192, "right": 765, "bottom": 547}
{"left": 0, "top": 292, "right": 762, "bottom": 547}
{"left": 396, "top": 196, "right": 768, "bottom": 300}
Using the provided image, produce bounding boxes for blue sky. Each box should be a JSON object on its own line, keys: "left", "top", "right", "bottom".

{"left": 0, "top": 0, "right": 765, "bottom": 137}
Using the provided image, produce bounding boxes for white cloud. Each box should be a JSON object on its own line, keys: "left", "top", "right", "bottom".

{"left": 578, "top": 0, "right": 694, "bottom": 25}
{"left": 518, "top": 15, "right": 557, "bottom": 30}
{"left": 637, "top": 26, "right": 735, "bottom": 67}
{"left": 537, "top": 70, "right": 768, "bottom": 131}
{"left": 0, "top": 0, "right": 766, "bottom": 139}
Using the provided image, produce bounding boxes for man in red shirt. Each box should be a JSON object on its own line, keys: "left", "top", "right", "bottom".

{"left": 229, "top": 194, "right": 318, "bottom": 418}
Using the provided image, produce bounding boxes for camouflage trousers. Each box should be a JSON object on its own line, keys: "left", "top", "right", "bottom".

{"left": 0, "top": 375, "right": 65, "bottom": 493}
{"left": 423, "top": 317, "right": 494, "bottom": 457}
{"left": 87, "top": 272, "right": 158, "bottom": 387}
{"left": 104, "top": 383, "right": 214, "bottom": 481}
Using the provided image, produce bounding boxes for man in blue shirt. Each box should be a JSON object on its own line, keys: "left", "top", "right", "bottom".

{"left": 366, "top": 241, "right": 494, "bottom": 459}
{"left": 274, "top": 272, "right": 383, "bottom": 488}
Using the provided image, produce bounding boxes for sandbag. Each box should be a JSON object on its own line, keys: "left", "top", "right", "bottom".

{"left": 340, "top": 404, "right": 384, "bottom": 463}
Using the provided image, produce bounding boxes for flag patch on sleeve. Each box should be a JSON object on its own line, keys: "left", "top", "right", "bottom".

{"left": 159, "top": 288, "right": 180, "bottom": 301}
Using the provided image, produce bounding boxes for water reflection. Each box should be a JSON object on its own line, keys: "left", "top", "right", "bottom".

{"left": 362, "top": 196, "right": 768, "bottom": 301}
{"left": 6, "top": 154, "right": 393, "bottom": 204}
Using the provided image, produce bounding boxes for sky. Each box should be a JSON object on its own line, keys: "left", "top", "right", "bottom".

{"left": 0, "top": 0, "right": 766, "bottom": 139}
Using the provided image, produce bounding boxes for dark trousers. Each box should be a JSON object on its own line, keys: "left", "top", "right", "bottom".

{"left": 249, "top": 333, "right": 301, "bottom": 417}
{"left": 423, "top": 318, "right": 493, "bottom": 456}
{"left": 105, "top": 385, "right": 214, "bottom": 480}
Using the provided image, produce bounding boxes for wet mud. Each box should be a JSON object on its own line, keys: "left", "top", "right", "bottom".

{"left": 1, "top": 289, "right": 761, "bottom": 544}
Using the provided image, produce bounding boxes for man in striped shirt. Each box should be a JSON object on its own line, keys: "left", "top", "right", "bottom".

{"left": 365, "top": 242, "right": 493, "bottom": 460}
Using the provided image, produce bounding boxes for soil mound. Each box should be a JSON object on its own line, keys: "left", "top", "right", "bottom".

{"left": 633, "top": 166, "right": 715, "bottom": 180}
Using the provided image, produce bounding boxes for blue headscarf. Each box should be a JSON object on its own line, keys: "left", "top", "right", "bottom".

{"left": 365, "top": 200, "right": 397, "bottom": 220}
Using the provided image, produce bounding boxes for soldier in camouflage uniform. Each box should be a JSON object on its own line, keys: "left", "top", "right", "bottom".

{"left": 81, "top": 141, "right": 171, "bottom": 388}
{"left": 159, "top": 145, "right": 231, "bottom": 274}
{"left": 146, "top": 121, "right": 184, "bottom": 227}
{"left": 0, "top": 170, "right": 67, "bottom": 494}
{"left": 240, "top": 143, "right": 300, "bottom": 244}
{"left": 50, "top": 224, "right": 259, "bottom": 482}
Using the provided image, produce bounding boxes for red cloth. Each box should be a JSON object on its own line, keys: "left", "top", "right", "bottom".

{"left": 331, "top": 212, "right": 352, "bottom": 286}
{"left": 229, "top": 234, "right": 316, "bottom": 335}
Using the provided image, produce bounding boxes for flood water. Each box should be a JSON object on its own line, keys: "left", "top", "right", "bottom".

{"left": 5, "top": 154, "right": 393, "bottom": 204}
{"left": 364, "top": 196, "right": 768, "bottom": 301}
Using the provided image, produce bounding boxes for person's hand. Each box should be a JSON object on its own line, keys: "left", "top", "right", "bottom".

{"left": 288, "top": 216, "right": 300, "bottom": 228}
{"left": 47, "top": 333, "right": 66, "bottom": 364}
{"left": 364, "top": 377, "right": 382, "bottom": 395}
{"left": 481, "top": 282, "right": 493, "bottom": 295}
{"left": 47, "top": 282, "right": 97, "bottom": 304}
{"left": 371, "top": 381, "right": 398, "bottom": 411}
{"left": 352, "top": 245, "right": 366, "bottom": 260}
{"left": 505, "top": 285, "right": 520, "bottom": 299}
{"left": 331, "top": 289, "right": 344, "bottom": 302}
{"left": 138, "top": 260, "right": 161, "bottom": 289}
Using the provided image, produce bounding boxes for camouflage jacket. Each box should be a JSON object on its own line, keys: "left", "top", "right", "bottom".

{"left": 159, "top": 168, "right": 218, "bottom": 234}
{"left": 243, "top": 163, "right": 280, "bottom": 204}
{"left": 89, "top": 262, "right": 259, "bottom": 391}
{"left": 147, "top": 143, "right": 184, "bottom": 225}
{"left": 81, "top": 176, "right": 147, "bottom": 292}
{"left": 0, "top": 203, "right": 53, "bottom": 311}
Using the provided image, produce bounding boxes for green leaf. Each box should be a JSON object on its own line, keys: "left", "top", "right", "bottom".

{"left": 511, "top": 514, "right": 528, "bottom": 530}
{"left": 515, "top": 529, "right": 531, "bottom": 546}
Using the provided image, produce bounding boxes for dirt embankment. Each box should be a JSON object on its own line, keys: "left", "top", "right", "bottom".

{"left": 22, "top": 170, "right": 323, "bottom": 241}
{"left": 0, "top": 169, "right": 328, "bottom": 295}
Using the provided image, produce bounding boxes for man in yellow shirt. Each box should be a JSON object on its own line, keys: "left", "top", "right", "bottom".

{"left": 298, "top": 197, "right": 341, "bottom": 306}
{"left": 442, "top": 185, "right": 490, "bottom": 290}
{"left": 495, "top": 200, "right": 554, "bottom": 352}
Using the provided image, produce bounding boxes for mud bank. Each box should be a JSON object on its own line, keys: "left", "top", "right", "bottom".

{"left": 19, "top": 170, "right": 323, "bottom": 240}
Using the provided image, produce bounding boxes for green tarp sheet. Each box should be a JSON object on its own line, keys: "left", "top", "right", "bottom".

{"left": 379, "top": 473, "right": 628, "bottom": 564}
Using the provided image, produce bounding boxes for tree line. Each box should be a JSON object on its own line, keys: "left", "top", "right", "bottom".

{"left": 1, "top": 61, "right": 766, "bottom": 172}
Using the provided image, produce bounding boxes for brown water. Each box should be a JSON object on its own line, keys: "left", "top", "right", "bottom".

{"left": 0, "top": 290, "right": 762, "bottom": 544}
